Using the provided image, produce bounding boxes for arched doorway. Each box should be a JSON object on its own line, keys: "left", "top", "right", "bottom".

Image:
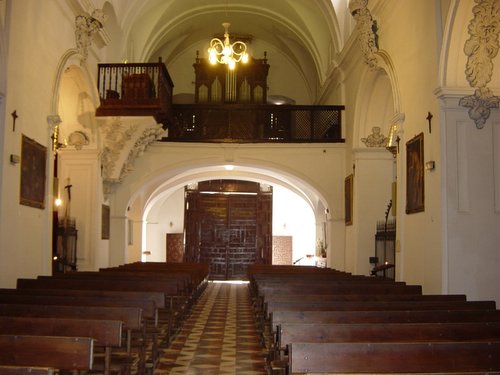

{"left": 141, "top": 177, "right": 318, "bottom": 280}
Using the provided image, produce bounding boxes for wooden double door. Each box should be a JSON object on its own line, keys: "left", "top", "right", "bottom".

{"left": 184, "top": 180, "right": 272, "bottom": 280}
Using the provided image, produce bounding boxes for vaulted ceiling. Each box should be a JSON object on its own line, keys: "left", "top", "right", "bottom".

{"left": 104, "top": 0, "right": 347, "bottom": 104}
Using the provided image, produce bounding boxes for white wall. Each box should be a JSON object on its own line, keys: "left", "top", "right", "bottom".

{"left": 439, "top": 94, "right": 500, "bottom": 303}
{"left": 140, "top": 182, "right": 317, "bottom": 266}
{"left": 110, "top": 142, "right": 346, "bottom": 268}
{"left": 0, "top": 1, "right": 77, "bottom": 286}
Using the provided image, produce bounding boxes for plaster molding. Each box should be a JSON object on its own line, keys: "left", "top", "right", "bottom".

{"left": 68, "top": 130, "right": 90, "bottom": 150}
{"left": 101, "top": 117, "right": 138, "bottom": 183}
{"left": 361, "top": 126, "right": 388, "bottom": 147}
{"left": 459, "top": 0, "right": 500, "bottom": 128}
{"left": 100, "top": 117, "right": 165, "bottom": 195}
{"left": 46, "top": 114, "right": 62, "bottom": 131}
{"left": 119, "top": 125, "right": 165, "bottom": 183}
{"left": 75, "top": 8, "right": 107, "bottom": 62}
{"left": 349, "top": 0, "right": 379, "bottom": 70}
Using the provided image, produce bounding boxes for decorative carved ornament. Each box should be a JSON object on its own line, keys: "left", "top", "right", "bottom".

{"left": 100, "top": 117, "right": 164, "bottom": 195}
{"left": 75, "top": 9, "right": 106, "bottom": 62}
{"left": 361, "top": 126, "right": 388, "bottom": 147}
{"left": 67, "top": 131, "right": 90, "bottom": 150}
{"left": 349, "top": 0, "right": 379, "bottom": 69}
{"left": 459, "top": 0, "right": 500, "bottom": 129}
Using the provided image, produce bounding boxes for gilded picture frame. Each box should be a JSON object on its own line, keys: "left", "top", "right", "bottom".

{"left": 406, "top": 132, "right": 425, "bottom": 214}
{"left": 20, "top": 135, "right": 47, "bottom": 209}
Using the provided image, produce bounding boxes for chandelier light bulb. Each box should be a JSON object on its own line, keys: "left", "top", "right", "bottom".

{"left": 207, "top": 22, "right": 248, "bottom": 68}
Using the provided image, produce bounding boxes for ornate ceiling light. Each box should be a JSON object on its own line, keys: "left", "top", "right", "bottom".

{"left": 208, "top": 22, "right": 249, "bottom": 70}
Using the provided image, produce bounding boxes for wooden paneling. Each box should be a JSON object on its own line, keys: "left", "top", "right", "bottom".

{"left": 184, "top": 180, "right": 272, "bottom": 280}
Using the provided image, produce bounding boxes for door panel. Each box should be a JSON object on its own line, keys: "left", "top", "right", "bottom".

{"left": 184, "top": 180, "right": 272, "bottom": 280}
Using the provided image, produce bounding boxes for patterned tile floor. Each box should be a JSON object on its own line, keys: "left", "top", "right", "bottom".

{"left": 154, "top": 281, "right": 268, "bottom": 375}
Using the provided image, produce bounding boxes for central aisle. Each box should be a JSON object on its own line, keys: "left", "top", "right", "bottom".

{"left": 155, "top": 281, "right": 267, "bottom": 375}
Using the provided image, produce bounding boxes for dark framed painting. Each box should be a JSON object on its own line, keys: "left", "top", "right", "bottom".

{"left": 345, "top": 174, "right": 353, "bottom": 225}
{"left": 20, "top": 135, "right": 47, "bottom": 209}
{"left": 101, "top": 204, "right": 110, "bottom": 239}
{"left": 406, "top": 132, "right": 424, "bottom": 214}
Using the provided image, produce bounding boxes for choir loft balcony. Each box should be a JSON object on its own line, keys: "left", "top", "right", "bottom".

{"left": 165, "top": 104, "right": 345, "bottom": 143}
{"left": 95, "top": 60, "right": 174, "bottom": 125}
{"left": 95, "top": 61, "right": 345, "bottom": 143}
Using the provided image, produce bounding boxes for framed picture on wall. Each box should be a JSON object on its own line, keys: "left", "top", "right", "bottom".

{"left": 20, "top": 135, "right": 47, "bottom": 209}
{"left": 345, "top": 174, "right": 353, "bottom": 225}
{"left": 406, "top": 132, "right": 424, "bottom": 214}
{"left": 101, "top": 204, "right": 110, "bottom": 239}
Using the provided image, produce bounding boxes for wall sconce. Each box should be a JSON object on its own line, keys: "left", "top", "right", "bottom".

{"left": 425, "top": 161, "right": 436, "bottom": 171}
{"left": 10, "top": 154, "right": 20, "bottom": 164}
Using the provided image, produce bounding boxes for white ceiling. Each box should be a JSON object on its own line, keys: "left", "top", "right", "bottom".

{"left": 105, "top": 0, "right": 346, "bottom": 102}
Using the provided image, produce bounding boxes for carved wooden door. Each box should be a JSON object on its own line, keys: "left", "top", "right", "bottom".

{"left": 184, "top": 180, "right": 272, "bottom": 280}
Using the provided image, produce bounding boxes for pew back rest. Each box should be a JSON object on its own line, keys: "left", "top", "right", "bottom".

{"left": 0, "top": 317, "right": 122, "bottom": 347}
{"left": 0, "top": 366, "right": 54, "bottom": 375}
{"left": 0, "top": 335, "right": 94, "bottom": 371}
{"left": 288, "top": 341, "right": 500, "bottom": 374}
{"left": 0, "top": 304, "right": 142, "bottom": 331}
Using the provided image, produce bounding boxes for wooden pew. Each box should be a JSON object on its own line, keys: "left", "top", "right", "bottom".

{"left": 0, "top": 335, "right": 94, "bottom": 372}
{"left": 0, "top": 317, "right": 122, "bottom": 375}
{"left": 276, "top": 321, "right": 500, "bottom": 353}
{"left": 0, "top": 304, "right": 144, "bottom": 373}
{"left": 0, "top": 366, "right": 54, "bottom": 375}
{"left": 0, "top": 290, "right": 161, "bottom": 363}
{"left": 254, "top": 292, "right": 467, "bottom": 316}
{"left": 102, "top": 262, "right": 209, "bottom": 302}
{"left": 271, "top": 308, "right": 500, "bottom": 327}
{"left": 287, "top": 341, "right": 500, "bottom": 374}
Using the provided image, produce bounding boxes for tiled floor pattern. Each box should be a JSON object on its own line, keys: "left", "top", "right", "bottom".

{"left": 154, "top": 282, "right": 267, "bottom": 375}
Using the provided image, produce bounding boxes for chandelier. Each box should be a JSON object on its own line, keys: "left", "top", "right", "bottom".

{"left": 208, "top": 22, "right": 249, "bottom": 70}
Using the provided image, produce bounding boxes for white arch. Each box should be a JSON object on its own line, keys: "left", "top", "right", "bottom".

{"left": 109, "top": 153, "right": 340, "bottom": 266}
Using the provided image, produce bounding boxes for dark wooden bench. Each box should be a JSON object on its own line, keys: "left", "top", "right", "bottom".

{"left": 265, "top": 299, "right": 495, "bottom": 315}
{"left": 0, "top": 335, "right": 94, "bottom": 372}
{"left": 0, "top": 316, "right": 122, "bottom": 375}
{"left": 262, "top": 300, "right": 497, "bottom": 335}
{"left": 271, "top": 308, "right": 500, "bottom": 326}
{"left": 0, "top": 304, "right": 144, "bottom": 373}
{"left": 276, "top": 321, "right": 500, "bottom": 352}
{"left": 254, "top": 292, "right": 467, "bottom": 316}
{"left": 287, "top": 341, "right": 500, "bottom": 374}
{"left": 256, "top": 282, "right": 422, "bottom": 296}
{"left": 0, "top": 366, "right": 54, "bottom": 375}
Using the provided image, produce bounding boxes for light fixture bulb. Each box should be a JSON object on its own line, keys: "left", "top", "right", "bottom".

{"left": 208, "top": 22, "right": 248, "bottom": 68}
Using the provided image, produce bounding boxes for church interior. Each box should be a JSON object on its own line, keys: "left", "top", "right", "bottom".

{"left": 0, "top": 0, "right": 499, "bottom": 373}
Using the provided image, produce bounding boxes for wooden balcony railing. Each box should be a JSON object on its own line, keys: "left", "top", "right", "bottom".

{"left": 164, "top": 104, "right": 345, "bottom": 143}
{"left": 95, "top": 60, "right": 174, "bottom": 125}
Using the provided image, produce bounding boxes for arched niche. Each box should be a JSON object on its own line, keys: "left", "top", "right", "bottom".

{"left": 353, "top": 68, "right": 395, "bottom": 147}
{"left": 57, "top": 65, "right": 99, "bottom": 149}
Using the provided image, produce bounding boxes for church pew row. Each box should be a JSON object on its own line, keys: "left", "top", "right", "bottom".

{"left": 2, "top": 262, "right": 208, "bottom": 374}
{"left": 28, "top": 264, "right": 207, "bottom": 326}
{"left": 0, "top": 335, "right": 94, "bottom": 372}
{"left": 274, "top": 321, "right": 500, "bottom": 356}
{"left": 0, "top": 304, "right": 144, "bottom": 375}
{"left": 0, "top": 317, "right": 124, "bottom": 375}
{"left": 4, "top": 285, "right": 161, "bottom": 369}
{"left": 18, "top": 274, "right": 187, "bottom": 335}
{"left": 103, "top": 262, "right": 209, "bottom": 297}
{"left": 0, "top": 366, "right": 54, "bottom": 375}
{"left": 287, "top": 341, "right": 500, "bottom": 374}
{"left": 248, "top": 265, "right": 500, "bottom": 374}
